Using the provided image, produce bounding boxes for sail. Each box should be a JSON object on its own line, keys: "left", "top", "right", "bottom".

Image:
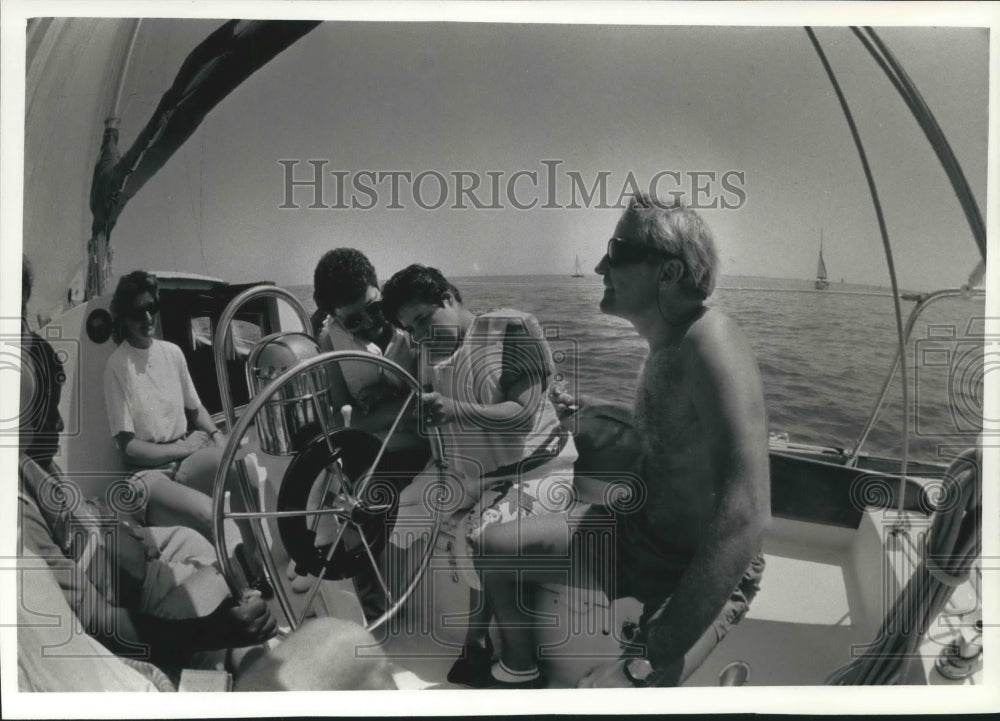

{"left": 816, "top": 247, "right": 828, "bottom": 280}
{"left": 572, "top": 255, "right": 584, "bottom": 277}
{"left": 87, "top": 19, "right": 320, "bottom": 297}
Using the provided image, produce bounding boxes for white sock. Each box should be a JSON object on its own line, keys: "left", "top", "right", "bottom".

{"left": 490, "top": 660, "right": 539, "bottom": 683}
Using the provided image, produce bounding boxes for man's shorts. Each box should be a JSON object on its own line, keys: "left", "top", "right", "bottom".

{"left": 137, "top": 526, "right": 231, "bottom": 620}
{"left": 568, "top": 504, "right": 765, "bottom": 684}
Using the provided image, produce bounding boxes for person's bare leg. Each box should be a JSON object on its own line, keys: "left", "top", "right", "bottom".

{"left": 173, "top": 445, "right": 230, "bottom": 496}
{"left": 233, "top": 617, "right": 397, "bottom": 691}
{"left": 478, "top": 514, "right": 573, "bottom": 673}
{"left": 174, "top": 450, "right": 266, "bottom": 580}
{"left": 132, "top": 471, "right": 214, "bottom": 540}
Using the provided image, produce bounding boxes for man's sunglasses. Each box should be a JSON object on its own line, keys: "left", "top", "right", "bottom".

{"left": 606, "top": 237, "right": 682, "bottom": 269}
{"left": 337, "top": 298, "right": 383, "bottom": 333}
{"left": 128, "top": 300, "right": 160, "bottom": 321}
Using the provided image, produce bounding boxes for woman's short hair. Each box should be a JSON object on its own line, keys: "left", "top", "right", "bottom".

{"left": 381, "top": 264, "right": 462, "bottom": 326}
{"left": 22, "top": 254, "right": 33, "bottom": 308}
{"left": 110, "top": 270, "right": 159, "bottom": 344}
{"left": 619, "top": 192, "right": 719, "bottom": 299}
{"left": 313, "top": 248, "right": 378, "bottom": 315}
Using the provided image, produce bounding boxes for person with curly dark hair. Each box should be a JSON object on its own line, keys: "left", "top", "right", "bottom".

{"left": 312, "top": 247, "right": 379, "bottom": 330}
{"left": 312, "top": 248, "right": 420, "bottom": 425}
{"left": 310, "top": 249, "right": 429, "bottom": 622}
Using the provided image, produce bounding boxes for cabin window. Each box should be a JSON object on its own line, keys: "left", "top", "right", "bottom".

{"left": 191, "top": 316, "right": 213, "bottom": 352}
{"left": 185, "top": 314, "right": 264, "bottom": 415}
{"left": 158, "top": 285, "right": 279, "bottom": 419}
{"left": 189, "top": 316, "right": 263, "bottom": 358}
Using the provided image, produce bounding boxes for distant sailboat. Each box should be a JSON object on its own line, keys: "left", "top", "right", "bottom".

{"left": 571, "top": 255, "right": 585, "bottom": 278}
{"left": 815, "top": 231, "right": 830, "bottom": 290}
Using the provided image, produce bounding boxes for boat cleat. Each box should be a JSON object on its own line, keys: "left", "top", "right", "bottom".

{"left": 934, "top": 617, "right": 983, "bottom": 681}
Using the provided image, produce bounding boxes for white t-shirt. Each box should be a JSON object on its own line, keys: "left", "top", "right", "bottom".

{"left": 321, "top": 316, "right": 415, "bottom": 398}
{"left": 104, "top": 339, "right": 201, "bottom": 442}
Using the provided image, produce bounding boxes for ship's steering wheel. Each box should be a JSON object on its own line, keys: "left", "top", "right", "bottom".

{"left": 209, "top": 350, "right": 447, "bottom": 634}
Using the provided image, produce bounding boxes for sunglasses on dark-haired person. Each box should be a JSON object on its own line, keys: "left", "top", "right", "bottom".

{"left": 606, "top": 237, "right": 683, "bottom": 268}
{"left": 128, "top": 300, "right": 160, "bottom": 322}
{"left": 336, "top": 298, "right": 383, "bottom": 333}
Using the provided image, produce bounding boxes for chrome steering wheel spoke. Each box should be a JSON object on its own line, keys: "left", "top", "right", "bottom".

{"left": 209, "top": 329, "right": 446, "bottom": 634}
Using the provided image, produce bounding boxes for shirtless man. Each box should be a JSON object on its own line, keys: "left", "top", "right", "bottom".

{"left": 483, "top": 193, "right": 770, "bottom": 687}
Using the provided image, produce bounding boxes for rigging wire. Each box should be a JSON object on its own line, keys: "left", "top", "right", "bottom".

{"left": 804, "top": 27, "right": 910, "bottom": 516}
{"left": 110, "top": 19, "right": 142, "bottom": 119}
{"left": 846, "top": 28, "right": 987, "bottom": 462}
{"left": 852, "top": 27, "right": 986, "bottom": 262}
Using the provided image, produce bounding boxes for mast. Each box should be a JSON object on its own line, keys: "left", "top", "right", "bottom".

{"left": 85, "top": 20, "right": 321, "bottom": 300}
{"left": 84, "top": 20, "right": 142, "bottom": 300}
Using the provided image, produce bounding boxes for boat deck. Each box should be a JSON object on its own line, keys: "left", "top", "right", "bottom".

{"left": 686, "top": 518, "right": 873, "bottom": 685}
{"left": 685, "top": 514, "right": 979, "bottom": 686}
{"left": 256, "top": 501, "right": 980, "bottom": 688}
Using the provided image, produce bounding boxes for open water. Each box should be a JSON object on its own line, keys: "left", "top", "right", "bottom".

{"left": 289, "top": 275, "right": 986, "bottom": 464}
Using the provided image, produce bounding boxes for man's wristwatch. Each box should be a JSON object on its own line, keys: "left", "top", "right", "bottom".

{"left": 210, "top": 429, "right": 223, "bottom": 440}
{"left": 623, "top": 658, "right": 655, "bottom": 687}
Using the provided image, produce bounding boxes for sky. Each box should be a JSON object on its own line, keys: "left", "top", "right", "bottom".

{"left": 8, "top": 5, "right": 994, "bottom": 323}
{"left": 2, "top": 4, "right": 999, "bottom": 717}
